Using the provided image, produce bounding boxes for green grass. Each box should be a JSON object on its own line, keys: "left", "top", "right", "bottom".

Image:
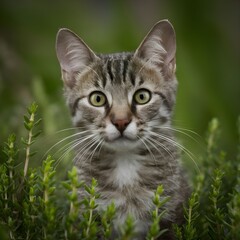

{"left": 0, "top": 103, "right": 240, "bottom": 239}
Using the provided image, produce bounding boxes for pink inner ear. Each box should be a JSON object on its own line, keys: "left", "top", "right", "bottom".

{"left": 134, "top": 20, "right": 176, "bottom": 71}
{"left": 56, "top": 28, "right": 100, "bottom": 88}
{"left": 160, "top": 24, "right": 176, "bottom": 66}
{"left": 56, "top": 29, "right": 98, "bottom": 73}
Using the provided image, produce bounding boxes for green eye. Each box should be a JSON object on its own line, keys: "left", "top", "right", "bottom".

{"left": 89, "top": 91, "right": 106, "bottom": 107}
{"left": 134, "top": 89, "right": 151, "bottom": 105}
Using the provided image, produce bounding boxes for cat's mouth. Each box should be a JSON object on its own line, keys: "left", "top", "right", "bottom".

{"left": 118, "top": 135, "right": 137, "bottom": 142}
{"left": 106, "top": 135, "right": 136, "bottom": 143}
{"left": 104, "top": 135, "right": 139, "bottom": 151}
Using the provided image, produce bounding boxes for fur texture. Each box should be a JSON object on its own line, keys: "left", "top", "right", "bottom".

{"left": 56, "top": 20, "right": 189, "bottom": 239}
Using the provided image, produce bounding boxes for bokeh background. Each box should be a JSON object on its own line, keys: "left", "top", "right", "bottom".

{"left": 0, "top": 0, "right": 239, "bottom": 166}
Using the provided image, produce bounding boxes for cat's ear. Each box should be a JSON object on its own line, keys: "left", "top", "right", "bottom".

{"left": 134, "top": 20, "right": 176, "bottom": 78}
{"left": 56, "top": 28, "right": 99, "bottom": 88}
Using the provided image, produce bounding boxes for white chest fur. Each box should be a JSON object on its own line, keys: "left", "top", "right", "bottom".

{"left": 111, "top": 151, "right": 142, "bottom": 188}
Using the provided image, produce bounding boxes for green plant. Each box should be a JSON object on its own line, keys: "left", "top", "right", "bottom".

{"left": 0, "top": 103, "right": 147, "bottom": 239}
{"left": 146, "top": 185, "right": 169, "bottom": 240}
{"left": 0, "top": 103, "right": 240, "bottom": 239}
{"left": 174, "top": 118, "right": 240, "bottom": 240}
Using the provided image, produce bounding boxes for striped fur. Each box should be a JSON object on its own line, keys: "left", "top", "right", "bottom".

{"left": 56, "top": 20, "right": 189, "bottom": 239}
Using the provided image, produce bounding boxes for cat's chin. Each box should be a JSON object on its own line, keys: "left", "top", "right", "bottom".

{"left": 104, "top": 136, "right": 139, "bottom": 151}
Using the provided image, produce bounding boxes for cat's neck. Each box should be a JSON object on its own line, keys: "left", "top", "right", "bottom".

{"left": 108, "top": 150, "right": 143, "bottom": 188}
{"left": 77, "top": 138, "right": 178, "bottom": 191}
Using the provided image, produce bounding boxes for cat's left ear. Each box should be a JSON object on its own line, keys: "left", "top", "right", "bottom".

{"left": 56, "top": 28, "right": 99, "bottom": 88}
{"left": 134, "top": 20, "right": 176, "bottom": 78}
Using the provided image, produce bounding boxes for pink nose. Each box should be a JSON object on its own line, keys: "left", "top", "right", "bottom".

{"left": 111, "top": 118, "right": 131, "bottom": 134}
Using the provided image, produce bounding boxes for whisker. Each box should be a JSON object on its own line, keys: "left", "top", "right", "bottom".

{"left": 148, "top": 116, "right": 200, "bottom": 138}
{"left": 144, "top": 136, "right": 175, "bottom": 175}
{"left": 52, "top": 134, "right": 92, "bottom": 158}
{"left": 145, "top": 135, "right": 175, "bottom": 161}
{"left": 44, "top": 130, "right": 93, "bottom": 159}
{"left": 137, "top": 136, "right": 157, "bottom": 164}
{"left": 149, "top": 131, "right": 200, "bottom": 173}
{"left": 54, "top": 134, "right": 96, "bottom": 169}
{"left": 52, "top": 138, "right": 80, "bottom": 158}
{"left": 141, "top": 134, "right": 178, "bottom": 180}
{"left": 96, "top": 139, "right": 105, "bottom": 158}
{"left": 153, "top": 125, "right": 201, "bottom": 143}
{"left": 73, "top": 136, "right": 99, "bottom": 165}
{"left": 87, "top": 138, "right": 104, "bottom": 165}
{"left": 55, "top": 127, "right": 87, "bottom": 133}
{"left": 72, "top": 136, "right": 97, "bottom": 163}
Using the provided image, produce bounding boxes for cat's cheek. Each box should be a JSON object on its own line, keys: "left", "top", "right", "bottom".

{"left": 123, "top": 121, "right": 138, "bottom": 140}
{"left": 105, "top": 122, "right": 120, "bottom": 141}
{"left": 72, "top": 111, "right": 82, "bottom": 126}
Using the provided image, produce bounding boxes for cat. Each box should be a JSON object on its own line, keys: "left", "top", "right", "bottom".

{"left": 55, "top": 20, "right": 189, "bottom": 239}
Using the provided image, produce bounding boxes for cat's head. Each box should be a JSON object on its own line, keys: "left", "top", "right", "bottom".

{"left": 56, "top": 20, "right": 177, "bottom": 149}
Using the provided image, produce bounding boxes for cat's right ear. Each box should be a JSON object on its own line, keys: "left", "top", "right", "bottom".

{"left": 56, "top": 28, "right": 99, "bottom": 88}
{"left": 134, "top": 20, "right": 176, "bottom": 79}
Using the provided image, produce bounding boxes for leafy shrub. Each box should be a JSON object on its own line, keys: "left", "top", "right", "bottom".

{"left": 0, "top": 103, "right": 239, "bottom": 239}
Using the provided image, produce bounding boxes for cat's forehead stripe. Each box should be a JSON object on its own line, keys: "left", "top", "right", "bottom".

{"left": 139, "top": 77, "right": 144, "bottom": 86}
{"left": 107, "top": 59, "right": 123, "bottom": 84}
{"left": 113, "top": 60, "right": 122, "bottom": 83}
{"left": 129, "top": 71, "right": 136, "bottom": 86}
{"left": 107, "top": 60, "right": 114, "bottom": 82}
{"left": 122, "top": 59, "right": 129, "bottom": 83}
{"left": 100, "top": 67, "right": 107, "bottom": 88}
{"left": 100, "top": 54, "right": 133, "bottom": 86}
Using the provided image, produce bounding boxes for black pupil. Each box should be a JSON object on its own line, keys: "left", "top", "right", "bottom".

{"left": 139, "top": 93, "right": 145, "bottom": 100}
{"left": 96, "top": 95, "right": 101, "bottom": 103}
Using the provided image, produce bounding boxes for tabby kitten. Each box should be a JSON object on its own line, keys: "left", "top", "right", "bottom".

{"left": 56, "top": 20, "right": 189, "bottom": 239}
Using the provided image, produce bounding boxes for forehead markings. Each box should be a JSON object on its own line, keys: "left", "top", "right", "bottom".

{"left": 122, "top": 59, "right": 129, "bottom": 83}
{"left": 100, "top": 66, "right": 107, "bottom": 88}
{"left": 107, "top": 60, "right": 114, "bottom": 82}
{"left": 103, "top": 56, "right": 134, "bottom": 86}
{"left": 114, "top": 59, "right": 123, "bottom": 84}
{"left": 94, "top": 79, "right": 100, "bottom": 88}
{"left": 128, "top": 61, "right": 149, "bottom": 88}
{"left": 129, "top": 71, "right": 136, "bottom": 86}
{"left": 139, "top": 77, "right": 144, "bottom": 86}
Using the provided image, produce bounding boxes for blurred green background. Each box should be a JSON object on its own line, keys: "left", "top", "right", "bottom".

{"left": 0, "top": 0, "right": 239, "bottom": 164}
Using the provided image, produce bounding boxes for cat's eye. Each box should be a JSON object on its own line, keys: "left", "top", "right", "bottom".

{"left": 133, "top": 89, "right": 151, "bottom": 105}
{"left": 89, "top": 91, "right": 106, "bottom": 107}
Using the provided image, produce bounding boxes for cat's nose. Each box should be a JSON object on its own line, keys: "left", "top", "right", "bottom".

{"left": 111, "top": 118, "right": 131, "bottom": 134}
